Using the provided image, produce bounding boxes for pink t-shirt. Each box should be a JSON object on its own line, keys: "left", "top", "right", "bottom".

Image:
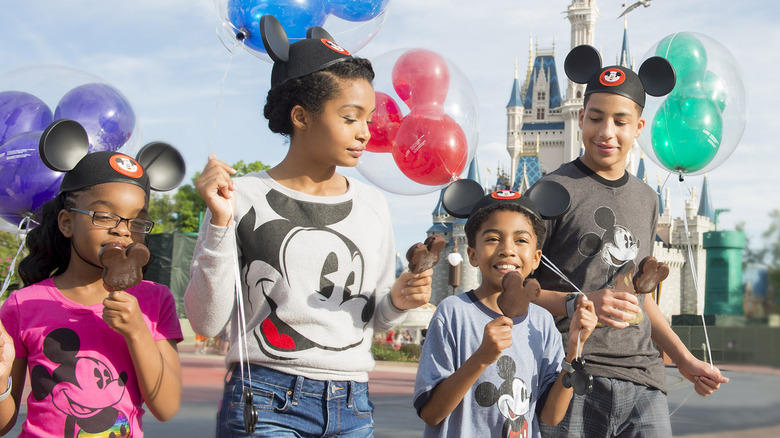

{"left": 0, "top": 278, "right": 183, "bottom": 438}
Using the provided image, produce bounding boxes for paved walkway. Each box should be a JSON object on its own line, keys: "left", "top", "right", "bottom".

{"left": 5, "top": 345, "right": 780, "bottom": 436}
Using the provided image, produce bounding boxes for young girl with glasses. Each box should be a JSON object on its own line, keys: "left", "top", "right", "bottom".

{"left": 0, "top": 148, "right": 184, "bottom": 437}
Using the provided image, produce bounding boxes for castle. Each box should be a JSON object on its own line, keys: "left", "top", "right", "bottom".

{"left": 422, "top": 0, "right": 718, "bottom": 323}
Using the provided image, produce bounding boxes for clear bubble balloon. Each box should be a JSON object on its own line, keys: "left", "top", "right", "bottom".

{"left": 0, "top": 65, "right": 142, "bottom": 227}
{"left": 357, "top": 48, "right": 479, "bottom": 195}
{"left": 638, "top": 32, "right": 746, "bottom": 176}
{"left": 214, "top": 0, "right": 392, "bottom": 61}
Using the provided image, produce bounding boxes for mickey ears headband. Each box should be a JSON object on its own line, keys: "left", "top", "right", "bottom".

{"left": 441, "top": 179, "right": 571, "bottom": 220}
{"left": 39, "top": 119, "right": 186, "bottom": 194}
{"left": 260, "top": 14, "right": 353, "bottom": 87}
{"left": 564, "top": 45, "right": 676, "bottom": 107}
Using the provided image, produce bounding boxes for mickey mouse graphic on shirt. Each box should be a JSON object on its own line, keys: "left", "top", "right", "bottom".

{"left": 475, "top": 356, "right": 531, "bottom": 438}
{"left": 30, "top": 328, "right": 131, "bottom": 438}
{"left": 236, "top": 189, "right": 375, "bottom": 360}
{"left": 577, "top": 206, "right": 644, "bottom": 324}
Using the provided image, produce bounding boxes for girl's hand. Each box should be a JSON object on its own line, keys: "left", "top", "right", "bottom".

{"left": 474, "top": 316, "right": 513, "bottom": 365}
{"left": 568, "top": 297, "right": 597, "bottom": 355}
{"left": 0, "top": 321, "right": 14, "bottom": 378}
{"left": 195, "top": 154, "right": 237, "bottom": 226}
{"left": 390, "top": 269, "right": 433, "bottom": 310}
{"left": 103, "top": 291, "right": 147, "bottom": 338}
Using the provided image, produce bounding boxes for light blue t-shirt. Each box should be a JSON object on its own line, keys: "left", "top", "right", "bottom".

{"left": 414, "top": 291, "right": 564, "bottom": 438}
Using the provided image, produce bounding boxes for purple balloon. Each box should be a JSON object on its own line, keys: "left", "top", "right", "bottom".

{"left": 0, "top": 91, "right": 53, "bottom": 147}
{"left": 0, "top": 131, "right": 63, "bottom": 224}
{"left": 54, "top": 83, "right": 135, "bottom": 152}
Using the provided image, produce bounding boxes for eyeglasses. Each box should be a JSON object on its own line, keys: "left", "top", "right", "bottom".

{"left": 69, "top": 208, "right": 155, "bottom": 234}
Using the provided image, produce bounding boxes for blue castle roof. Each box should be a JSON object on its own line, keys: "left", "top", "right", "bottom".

{"left": 523, "top": 54, "right": 562, "bottom": 109}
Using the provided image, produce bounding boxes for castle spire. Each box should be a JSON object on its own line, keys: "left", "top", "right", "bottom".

{"left": 698, "top": 174, "right": 716, "bottom": 221}
{"left": 620, "top": 14, "right": 632, "bottom": 69}
{"left": 657, "top": 174, "right": 664, "bottom": 215}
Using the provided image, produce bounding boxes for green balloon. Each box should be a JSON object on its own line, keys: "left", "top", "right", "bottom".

{"left": 679, "top": 70, "right": 728, "bottom": 112}
{"left": 655, "top": 33, "right": 707, "bottom": 91}
{"left": 651, "top": 95, "right": 723, "bottom": 173}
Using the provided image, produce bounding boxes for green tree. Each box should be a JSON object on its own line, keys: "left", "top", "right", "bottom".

{"left": 0, "top": 231, "right": 25, "bottom": 295}
{"left": 147, "top": 160, "right": 270, "bottom": 233}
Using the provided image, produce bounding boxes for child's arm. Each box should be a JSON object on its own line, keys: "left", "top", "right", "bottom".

{"left": 539, "top": 299, "right": 597, "bottom": 426}
{"left": 0, "top": 320, "right": 26, "bottom": 435}
{"left": 645, "top": 298, "right": 728, "bottom": 396}
{"left": 103, "top": 291, "right": 182, "bottom": 421}
{"left": 418, "top": 316, "right": 513, "bottom": 426}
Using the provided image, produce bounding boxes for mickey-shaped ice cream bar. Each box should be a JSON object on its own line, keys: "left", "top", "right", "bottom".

{"left": 497, "top": 271, "right": 541, "bottom": 318}
{"left": 633, "top": 256, "right": 670, "bottom": 295}
{"left": 38, "top": 119, "right": 186, "bottom": 195}
{"left": 441, "top": 178, "right": 570, "bottom": 221}
{"left": 259, "top": 14, "right": 352, "bottom": 88}
{"left": 99, "top": 243, "right": 151, "bottom": 292}
{"left": 564, "top": 44, "right": 676, "bottom": 108}
{"left": 406, "top": 234, "right": 446, "bottom": 274}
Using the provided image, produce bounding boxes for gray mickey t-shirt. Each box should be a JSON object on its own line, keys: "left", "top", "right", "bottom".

{"left": 534, "top": 159, "right": 666, "bottom": 392}
{"left": 414, "top": 291, "right": 563, "bottom": 438}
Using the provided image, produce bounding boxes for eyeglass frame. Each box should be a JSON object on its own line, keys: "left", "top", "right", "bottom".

{"left": 68, "top": 208, "right": 155, "bottom": 234}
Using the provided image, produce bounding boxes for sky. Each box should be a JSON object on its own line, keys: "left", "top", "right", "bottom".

{"left": 2, "top": 0, "right": 779, "bottom": 256}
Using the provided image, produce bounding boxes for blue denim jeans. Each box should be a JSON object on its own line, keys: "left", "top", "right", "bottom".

{"left": 217, "top": 363, "right": 374, "bottom": 437}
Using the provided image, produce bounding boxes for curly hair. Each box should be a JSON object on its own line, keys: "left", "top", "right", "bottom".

{"left": 18, "top": 191, "right": 81, "bottom": 286}
{"left": 464, "top": 204, "right": 546, "bottom": 250}
{"left": 264, "top": 57, "right": 375, "bottom": 136}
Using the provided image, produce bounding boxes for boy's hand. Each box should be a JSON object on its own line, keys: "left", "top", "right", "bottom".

{"left": 568, "top": 298, "right": 597, "bottom": 355}
{"left": 586, "top": 289, "right": 641, "bottom": 328}
{"left": 390, "top": 269, "right": 433, "bottom": 310}
{"left": 0, "top": 321, "right": 14, "bottom": 378}
{"left": 677, "top": 357, "right": 729, "bottom": 396}
{"left": 475, "top": 317, "right": 513, "bottom": 365}
{"left": 195, "top": 154, "right": 237, "bottom": 226}
{"left": 103, "top": 291, "right": 147, "bottom": 338}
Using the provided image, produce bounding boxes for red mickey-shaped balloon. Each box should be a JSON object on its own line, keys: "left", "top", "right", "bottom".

{"left": 367, "top": 91, "right": 402, "bottom": 153}
{"left": 392, "top": 106, "right": 468, "bottom": 186}
{"left": 392, "top": 49, "right": 450, "bottom": 110}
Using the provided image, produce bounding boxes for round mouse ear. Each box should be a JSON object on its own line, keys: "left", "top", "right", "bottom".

{"left": 38, "top": 119, "right": 89, "bottom": 172}
{"left": 307, "top": 26, "right": 335, "bottom": 42}
{"left": 638, "top": 56, "right": 676, "bottom": 97}
{"left": 135, "top": 142, "right": 186, "bottom": 192}
{"left": 525, "top": 180, "right": 570, "bottom": 220}
{"left": 565, "top": 45, "right": 603, "bottom": 84}
{"left": 260, "top": 14, "right": 290, "bottom": 63}
{"left": 442, "top": 179, "right": 485, "bottom": 219}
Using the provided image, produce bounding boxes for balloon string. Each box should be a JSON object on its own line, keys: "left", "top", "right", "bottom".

{"left": 669, "top": 387, "right": 696, "bottom": 417}
{"left": 540, "top": 255, "right": 585, "bottom": 359}
{"left": 209, "top": 29, "right": 242, "bottom": 153}
{"left": 676, "top": 178, "right": 714, "bottom": 369}
{"left": 1, "top": 216, "right": 32, "bottom": 296}
{"left": 227, "top": 198, "right": 252, "bottom": 391}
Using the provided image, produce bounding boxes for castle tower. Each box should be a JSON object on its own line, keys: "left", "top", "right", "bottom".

{"left": 562, "top": 0, "right": 599, "bottom": 167}
{"left": 427, "top": 157, "right": 483, "bottom": 305}
{"left": 507, "top": 60, "right": 524, "bottom": 186}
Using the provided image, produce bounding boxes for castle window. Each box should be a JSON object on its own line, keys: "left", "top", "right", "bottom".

{"left": 576, "top": 90, "right": 582, "bottom": 99}
{"left": 537, "top": 91, "right": 546, "bottom": 101}
{"left": 536, "top": 108, "right": 544, "bottom": 120}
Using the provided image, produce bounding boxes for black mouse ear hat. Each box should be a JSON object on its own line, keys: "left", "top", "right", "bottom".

{"left": 564, "top": 45, "right": 676, "bottom": 108}
{"left": 441, "top": 179, "right": 571, "bottom": 221}
{"left": 39, "top": 119, "right": 186, "bottom": 194}
{"left": 260, "top": 14, "right": 353, "bottom": 88}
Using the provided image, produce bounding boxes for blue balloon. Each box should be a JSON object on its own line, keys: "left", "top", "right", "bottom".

{"left": 226, "top": 0, "right": 327, "bottom": 55}
{"left": 0, "top": 91, "right": 53, "bottom": 147}
{"left": 54, "top": 83, "right": 135, "bottom": 152}
{"left": 0, "top": 131, "right": 63, "bottom": 225}
{"left": 328, "top": 0, "right": 390, "bottom": 22}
